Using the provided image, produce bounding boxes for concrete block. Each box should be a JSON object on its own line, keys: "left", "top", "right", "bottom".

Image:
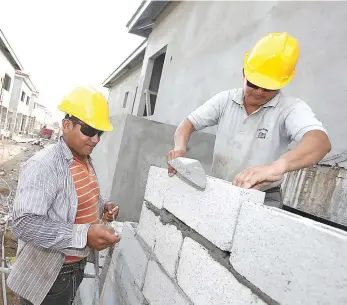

{"left": 137, "top": 203, "right": 183, "bottom": 277}
{"left": 230, "top": 203, "right": 347, "bottom": 305}
{"left": 118, "top": 222, "right": 150, "bottom": 288}
{"left": 100, "top": 258, "right": 128, "bottom": 305}
{"left": 154, "top": 222, "right": 183, "bottom": 278}
{"left": 112, "top": 250, "right": 125, "bottom": 279}
{"left": 100, "top": 271, "right": 126, "bottom": 305}
{"left": 119, "top": 254, "right": 148, "bottom": 305}
{"left": 143, "top": 260, "right": 191, "bottom": 305}
{"left": 137, "top": 203, "right": 160, "bottom": 249}
{"left": 163, "top": 174, "right": 264, "bottom": 250}
{"left": 144, "top": 166, "right": 170, "bottom": 209}
{"left": 177, "top": 238, "right": 266, "bottom": 305}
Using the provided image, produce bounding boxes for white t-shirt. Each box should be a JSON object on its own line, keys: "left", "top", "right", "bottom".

{"left": 187, "top": 88, "right": 328, "bottom": 189}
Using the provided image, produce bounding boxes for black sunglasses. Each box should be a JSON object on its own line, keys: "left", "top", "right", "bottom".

{"left": 79, "top": 124, "right": 104, "bottom": 137}
{"left": 246, "top": 80, "right": 276, "bottom": 92}
{"left": 67, "top": 116, "right": 104, "bottom": 137}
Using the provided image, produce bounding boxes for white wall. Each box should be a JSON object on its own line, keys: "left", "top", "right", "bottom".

{"left": 101, "top": 166, "right": 347, "bottom": 305}
{"left": 132, "top": 1, "right": 347, "bottom": 157}
{"left": 0, "top": 49, "right": 16, "bottom": 108}
{"left": 28, "top": 94, "right": 37, "bottom": 116}
{"left": 108, "top": 63, "right": 142, "bottom": 116}
{"left": 17, "top": 79, "right": 32, "bottom": 116}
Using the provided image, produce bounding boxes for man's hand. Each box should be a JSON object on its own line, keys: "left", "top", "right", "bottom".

{"left": 87, "top": 224, "right": 120, "bottom": 250}
{"left": 102, "top": 203, "right": 119, "bottom": 223}
{"left": 233, "top": 159, "right": 288, "bottom": 190}
{"left": 166, "top": 149, "right": 187, "bottom": 176}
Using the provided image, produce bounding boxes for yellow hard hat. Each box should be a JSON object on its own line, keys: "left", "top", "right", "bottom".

{"left": 58, "top": 86, "right": 113, "bottom": 131}
{"left": 244, "top": 32, "right": 300, "bottom": 90}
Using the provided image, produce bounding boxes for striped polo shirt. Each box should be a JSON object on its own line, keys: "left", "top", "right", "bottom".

{"left": 65, "top": 157, "right": 100, "bottom": 263}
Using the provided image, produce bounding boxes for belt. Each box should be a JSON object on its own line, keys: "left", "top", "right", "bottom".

{"left": 60, "top": 258, "right": 87, "bottom": 274}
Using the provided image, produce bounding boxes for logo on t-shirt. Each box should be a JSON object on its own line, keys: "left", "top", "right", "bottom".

{"left": 256, "top": 128, "right": 268, "bottom": 139}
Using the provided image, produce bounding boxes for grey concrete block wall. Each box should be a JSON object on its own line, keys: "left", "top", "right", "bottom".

{"left": 145, "top": 166, "right": 264, "bottom": 251}
{"left": 101, "top": 166, "right": 347, "bottom": 305}
{"left": 143, "top": 260, "right": 191, "bottom": 305}
{"left": 92, "top": 114, "right": 215, "bottom": 222}
{"left": 230, "top": 202, "right": 347, "bottom": 305}
{"left": 177, "top": 238, "right": 266, "bottom": 305}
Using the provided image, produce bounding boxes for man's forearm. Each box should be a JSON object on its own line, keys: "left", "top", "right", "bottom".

{"left": 13, "top": 214, "right": 90, "bottom": 251}
{"left": 277, "top": 130, "right": 331, "bottom": 173}
{"left": 174, "top": 119, "right": 196, "bottom": 151}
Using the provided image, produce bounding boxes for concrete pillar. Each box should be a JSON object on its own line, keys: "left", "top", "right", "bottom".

{"left": 10, "top": 110, "right": 17, "bottom": 138}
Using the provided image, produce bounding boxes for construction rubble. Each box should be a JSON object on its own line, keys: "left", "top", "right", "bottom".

{"left": 0, "top": 137, "right": 53, "bottom": 305}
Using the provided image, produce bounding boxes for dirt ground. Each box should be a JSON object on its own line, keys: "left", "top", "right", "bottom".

{"left": 0, "top": 231, "right": 19, "bottom": 305}
{"left": 0, "top": 139, "right": 40, "bottom": 305}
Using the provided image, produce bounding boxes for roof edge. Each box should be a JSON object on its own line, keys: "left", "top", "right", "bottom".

{"left": 126, "top": 1, "right": 171, "bottom": 37}
{"left": 0, "top": 30, "right": 24, "bottom": 71}
{"left": 103, "top": 40, "right": 147, "bottom": 88}
{"left": 15, "top": 70, "right": 39, "bottom": 94}
{"left": 126, "top": 1, "right": 148, "bottom": 28}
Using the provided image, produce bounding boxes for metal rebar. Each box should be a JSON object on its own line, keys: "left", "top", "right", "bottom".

{"left": 93, "top": 249, "right": 100, "bottom": 305}
{"left": 0, "top": 267, "right": 10, "bottom": 274}
{"left": 2, "top": 220, "right": 8, "bottom": 305}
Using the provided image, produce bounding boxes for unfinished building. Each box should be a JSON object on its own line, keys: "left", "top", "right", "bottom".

{"left": 97, "top": 0, "right": 347, "bottom": 225}
{"left": 85, "top": 1, "right": 347, "bottom": 304}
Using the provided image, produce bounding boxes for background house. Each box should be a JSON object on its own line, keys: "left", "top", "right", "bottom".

{"left": 8, "top": 70, "right": 39, "bottom": 137}
{"left": 0, "top": 29, "right": 24, "bottom": 138}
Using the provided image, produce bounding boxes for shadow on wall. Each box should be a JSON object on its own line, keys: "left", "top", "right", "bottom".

{"left": 92, "top": 114, "right": 215, "bottom": 222}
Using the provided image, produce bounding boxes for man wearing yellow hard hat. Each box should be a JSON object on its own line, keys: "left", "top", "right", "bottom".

{"left": 167, "top": 32, "right": 331, "bottom": 206}
{"left": 8, "top": 87, "right": 120, "bottom": 305}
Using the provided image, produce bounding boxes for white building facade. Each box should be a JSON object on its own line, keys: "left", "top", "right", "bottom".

{"left": 0, "top": 29, "right": 24, "bottom": 137}
{"left": 0, "top": 29, "right": 41, "bottom": 138}
{"left": 8, "top": 70, "right": 39, "bottom": 137}
{"left": 30, "top": 102, "right": 53, "bottom": 133}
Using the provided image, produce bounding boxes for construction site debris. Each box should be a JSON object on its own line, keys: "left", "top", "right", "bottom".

{"left": 0, "top": 140, "right": 40, "bottom": 305}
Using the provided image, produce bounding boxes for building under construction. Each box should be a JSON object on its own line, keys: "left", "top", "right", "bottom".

{"left": 0, "top": 29, "right": 43, "bottom": 139}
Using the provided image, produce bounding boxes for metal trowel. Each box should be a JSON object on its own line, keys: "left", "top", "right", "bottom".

{"left": 168, "top": 157, "right": 207, "bottom": 190}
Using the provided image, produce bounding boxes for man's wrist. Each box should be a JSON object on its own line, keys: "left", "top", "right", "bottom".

{"left": 173, "top": 146, "right": 187, "bottom": 152}
{"left": 272, "top": 158, "right": 290, "bottom": 174}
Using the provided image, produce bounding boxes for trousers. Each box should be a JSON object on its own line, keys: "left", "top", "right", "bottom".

{"left": 19, "top": 259, "right": 86, "bottom": 305}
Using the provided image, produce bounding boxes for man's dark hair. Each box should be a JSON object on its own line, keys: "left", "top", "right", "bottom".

{"left": 64, "top": 114, "right": 78, "bottom": 126}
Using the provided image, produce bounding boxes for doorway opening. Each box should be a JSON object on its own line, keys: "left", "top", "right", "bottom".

{"left": 143, "top": 51, "right": 166, "bottom": 116}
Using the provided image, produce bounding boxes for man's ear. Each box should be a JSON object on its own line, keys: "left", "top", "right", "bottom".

{"left": 62, "top": 119, "right": 73, "bottom": 133}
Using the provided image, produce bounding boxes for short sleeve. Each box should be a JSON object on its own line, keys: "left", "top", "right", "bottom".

{"left": 187, "top": 90, "right": 230, "bottom": 130}
{"left": 284, "top": 100, "right": 328, "bottom": 143}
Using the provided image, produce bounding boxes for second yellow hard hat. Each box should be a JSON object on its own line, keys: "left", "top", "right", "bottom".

{"left": 58, "top": 86, "right": 113, "bottom": 131}
{"left": 244, "top": 32, "right": 300, "bottom": 90}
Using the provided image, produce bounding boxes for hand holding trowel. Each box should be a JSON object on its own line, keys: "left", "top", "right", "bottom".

{"left": 167, "top": 157, "right": 207, "bottom": 190}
